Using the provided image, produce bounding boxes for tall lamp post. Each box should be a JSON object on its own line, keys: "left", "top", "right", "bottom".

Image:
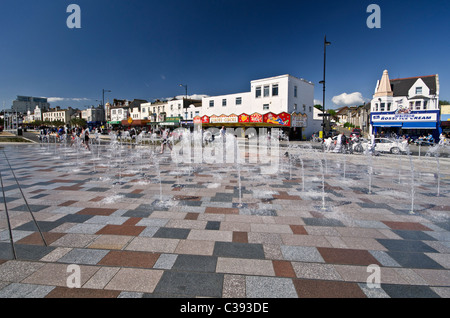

{"left": 102, "top": 89, "right": 111, "bottom": 108}
{"left": 179, "top": 84, "right": 188, "bottom": 120}
{"left": 179, "top": 84, "right": 188, "bottom": 99}
{"left": 320, "top": 36, "right": 331, "bottom": 141}
{"left": 102, "top": 89, "right": 111, "bottom": 122}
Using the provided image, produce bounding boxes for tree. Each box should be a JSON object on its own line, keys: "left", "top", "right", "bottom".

{"left": 439, "top": 100, "right": 450, "bottom": 106}
{"left": 70, "top": 118, "right": 87, "bottom": 127}
{"left": 327, "top": 109, "right": 338, "bottom": 122}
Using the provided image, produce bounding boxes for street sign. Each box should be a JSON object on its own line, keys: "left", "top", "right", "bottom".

{"left": 318, "top": 113, "right": 332, "bottom": 117}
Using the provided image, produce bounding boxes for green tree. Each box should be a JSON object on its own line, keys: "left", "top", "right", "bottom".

{"left": 70, "top": 118, "right": 87, "bottom": 127}
{"left": 327, "top": 109, "right": 338, "bottom": 122}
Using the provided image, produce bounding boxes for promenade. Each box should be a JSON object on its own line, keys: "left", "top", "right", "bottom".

{"left": 0, "top": 141, "right": 449, "bottom": 299}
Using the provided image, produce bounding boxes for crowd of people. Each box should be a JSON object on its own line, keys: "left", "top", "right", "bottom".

{"left": 39, "top": 125, "right": 181, "bottom": 154}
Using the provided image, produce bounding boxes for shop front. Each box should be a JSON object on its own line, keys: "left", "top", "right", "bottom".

{"left": 160, "top": 116, "right": 182, "bottom": 129}
{"left": 121, "top": 118, "right": 150, "bottom": 128}
{"left": 193, "top": 112, "right": 309, "bottom": 139}
{"left": 371, "top": 110, "right": 440, "bottom": 139}
{"left": 290, "top": 112, "right": 308, "bottom": 141}
{"left": 107, "top": 121, "right": 123, "bottom": 129}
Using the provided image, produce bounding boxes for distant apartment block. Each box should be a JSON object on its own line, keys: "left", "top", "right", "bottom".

{"left": 12, "top": 96, "right": 50, "bottom": 114}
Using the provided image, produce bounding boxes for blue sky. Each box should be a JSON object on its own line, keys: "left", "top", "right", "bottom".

{"left": 0, "top": 0, "right": 449, "bottom": 111}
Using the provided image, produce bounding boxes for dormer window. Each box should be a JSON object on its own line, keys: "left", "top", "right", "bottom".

{"left": 416, "top": 87, "right": 423, "bottom": 95}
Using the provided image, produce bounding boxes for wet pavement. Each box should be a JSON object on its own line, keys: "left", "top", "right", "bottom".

{"left": 0, "top": 141, "right": 449, "bottom": 298}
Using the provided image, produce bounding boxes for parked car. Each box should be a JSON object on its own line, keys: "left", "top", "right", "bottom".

{"left": 351, "top": 128, "right": 361, "bottom": 137}
{"left": 362, "top": 138, "right": 408, "bottom": 154}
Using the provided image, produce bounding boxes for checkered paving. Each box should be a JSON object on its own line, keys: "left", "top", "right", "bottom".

{"left": 0, "top": 142, "right": 449, "bottom": 298}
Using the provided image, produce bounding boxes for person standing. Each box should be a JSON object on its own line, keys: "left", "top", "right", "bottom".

{"left": 83, "top": 127, "right": 91, "bottom": 151}
{"left": 333, "top": 133, "right": 343, "bottom": 153}
{"left": 160, "top": 128, "right": 172, "bottom": 154}
{"left": 220, "top": 126, "right": 226, "bottom": 138}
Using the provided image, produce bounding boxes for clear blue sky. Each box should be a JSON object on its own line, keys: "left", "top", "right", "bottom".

{"left": 1, "top": 0, "right": 449, "bottom": 111}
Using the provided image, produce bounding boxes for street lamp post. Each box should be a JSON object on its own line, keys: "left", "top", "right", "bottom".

{"left": 179, "top": 84, "right": 188, "bottom": 99}
{"left": 102, "top": 89, "right": 111, "bottom": 123}
{"left": 320, "top": 36, "right": 331, "bottom": 141}
{"left": 102, "top": 89, "right": 111, "bottom": 108}
{"left": 179, "top": 84, "right": 188, "bottom": 120}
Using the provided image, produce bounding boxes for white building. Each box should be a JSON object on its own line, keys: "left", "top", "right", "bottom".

{"left": 33, "top": 106, "right": 43, "bottom": 121}
{"left": 110, "top": 106, "right": 129, "bottom": 123}
{"left": 81, "top": 106, "right": 105, "bottom": 126}
{"left": 42, "top": 107, "right": 76, "bottom": 124}
{"left": 370, "top": 70, "right": 440, "bottom": 139}
{"left": 199, "top": 74, "right": 317, "bottom": 140}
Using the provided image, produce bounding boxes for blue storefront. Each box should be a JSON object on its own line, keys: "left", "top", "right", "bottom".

{"left": 371, "top": 110, "right": 441, "bottom": 140}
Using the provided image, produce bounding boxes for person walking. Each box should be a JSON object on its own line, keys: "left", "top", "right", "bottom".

{"left": 160, "top": 128, "right": 172, "bottom": 154}
{"left": 82, "top": 127, "right": 91, "bottom": 151}
{"left": 333, "top": 133, "right": 343, "bottom": 153}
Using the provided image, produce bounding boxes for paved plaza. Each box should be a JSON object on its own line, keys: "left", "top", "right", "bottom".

{"left": 0, "top": 140, "right": 449, "bottom": 299}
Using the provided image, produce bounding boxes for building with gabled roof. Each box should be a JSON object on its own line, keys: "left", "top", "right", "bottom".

{"left": 370, "top": 70, "right": 440, "bottom": 139}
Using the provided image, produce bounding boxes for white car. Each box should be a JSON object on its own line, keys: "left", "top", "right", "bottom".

{"left": 362, "top": 138, "right": 408, "bottom": 154}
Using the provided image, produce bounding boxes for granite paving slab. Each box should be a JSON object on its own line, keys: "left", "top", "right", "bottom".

{"left": 0, "top": 144, "right": 449, "bottom": 299}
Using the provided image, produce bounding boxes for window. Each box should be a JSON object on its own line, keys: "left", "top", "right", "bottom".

{"left": 409, "top": 102, "right": 414, "bottom": 109}
{"left": 423, "top": 101, "right": 428, "bottom": 110}
{"left": 309, "top": 106, "right": 312, "bottom": 112}
{"left": 294, "top": 104, "right": 297, "bottom": 111}
{"left": 416, "top": 87, "right": 423, "bottom": 95}
{"left": 375, "top": 103, "right": 379, "bottom": 112}
{"left": 190, "top": 112, "right": 193, "bottom": 119}
{"left": 387, "top": 103, "right": 391, "bottom": 111}
{"left": 236, "top": 97, "right": 242, "bottom": 105}
{"left": 209, "top": 100, "right": 214, "bottom": 107}
{"left": 256, "top": 86, "right": 262, "bottom": 98}
{"left": 415, "top": 101, "right": 421, "bottom": 110}
{"left": 272, "top": 84, "right": 279, "bottom": 96}
{"left": 303, "top": 105, "right": 306, "bottom": 112}
{"left": 263, "top": 104, "right": 269, "bottom": 110}
{"left": 222, "top": 99, "right": 227, "bottom": 107}
{"left": 380, "top": 103, "right": 385, "bottom": 111}
{"left": 263, "top": 86, "right": 270, "bottom": 97}
{"left": 294, "top": 86, "right": 298, "bottom": 97}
